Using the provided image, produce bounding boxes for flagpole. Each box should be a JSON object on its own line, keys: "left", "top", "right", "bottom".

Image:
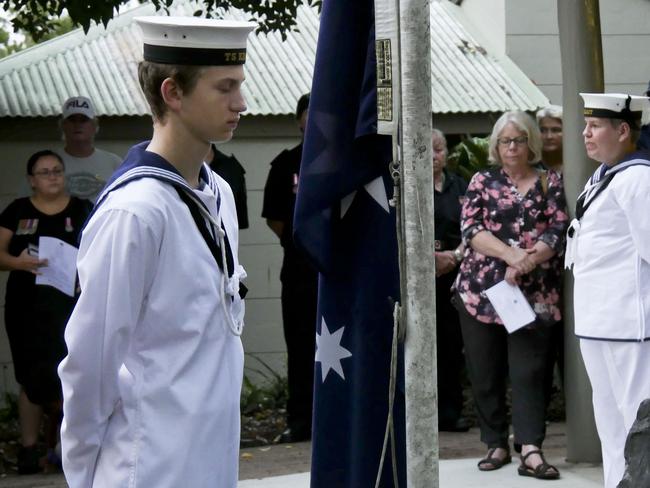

{"left": 398, "top": 0, "right": 438, "bottom": 486}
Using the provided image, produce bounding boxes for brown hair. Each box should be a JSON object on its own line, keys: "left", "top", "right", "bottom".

{"left": 610, "top": 118, "right": 640, "bottom": 145}
{"left": 138, "top": 61, "right": 205, "bottom": 121}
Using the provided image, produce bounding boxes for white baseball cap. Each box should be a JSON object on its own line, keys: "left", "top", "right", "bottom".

{"left": 135, "top": 16, "right": 256, "bottom": 66}
{"left": 61, "top": 96, "right": 95, "bottom": 119}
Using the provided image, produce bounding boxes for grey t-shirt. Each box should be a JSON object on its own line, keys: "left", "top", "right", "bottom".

{"left": 62, "top": 148, "right": 122, "bottom": 202}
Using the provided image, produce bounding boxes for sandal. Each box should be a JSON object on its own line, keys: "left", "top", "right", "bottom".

{"left": 518, "top": 449, "right": 560, "bottom": 480}
{"left": 477, "top": 447, "right": 511, "bottom": 471}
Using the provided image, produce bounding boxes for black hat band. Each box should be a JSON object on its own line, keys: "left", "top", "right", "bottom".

{"left": 144, "top": 44, "right": 247, "bottom": 65}
{"left": 583, "top": 107, "right": 642, "bottom": 122}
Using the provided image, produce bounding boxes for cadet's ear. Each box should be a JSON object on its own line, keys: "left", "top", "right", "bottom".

{"left": 617, "top": 120, "right": 632, "bottom": 143}
{"left": 160, "top": 77, "right": 183, "bottom": 113}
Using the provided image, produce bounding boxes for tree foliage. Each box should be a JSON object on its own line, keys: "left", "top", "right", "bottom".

{"left": 2, "top": 0, "right": 322, "bottom": 42}
{"left": 0, "top": 14, "right": 75, "bottom": 58}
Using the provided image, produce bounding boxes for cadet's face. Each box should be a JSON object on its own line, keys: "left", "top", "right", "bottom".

{"left": 582, "top": 117, "right": 623, "bottom": 164}
{"left": 539, "top": 117, "right": 563, "bottom": 153}
{"left": 180, "top": 65, "right": 247, "bottom": 143}
{"left": 61, "top": 114, "right": 96, "bottom": 144}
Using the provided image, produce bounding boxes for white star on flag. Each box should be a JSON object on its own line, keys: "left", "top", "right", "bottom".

{"left": 315, "top": 318, "right": 352, "bottom": 382}
{"left": 340, "top": 176, "right": 390, "bottom": 218}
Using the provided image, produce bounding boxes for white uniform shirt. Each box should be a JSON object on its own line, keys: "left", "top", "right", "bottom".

{"left": 59, "top": 175, "right": 244, "bottom": 488}
{"left": 572, "top": 164, "right": 650, "bottom": 341}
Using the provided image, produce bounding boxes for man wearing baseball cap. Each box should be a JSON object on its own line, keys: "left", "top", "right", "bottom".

{"left": 58, "top": 16, "right": 255, "bottom": 488}
{"left": 566, "top": 92, "right": 650, "bottom": 488}
{"left": 59, "top": 96, "right": 121, "bottom": 201}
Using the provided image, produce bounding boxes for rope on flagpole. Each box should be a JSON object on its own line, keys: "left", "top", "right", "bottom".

{"left": 375, "top": 147, "right": 405, "bottom": 488}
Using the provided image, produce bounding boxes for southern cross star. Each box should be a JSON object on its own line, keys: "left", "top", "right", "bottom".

{"left": 340, "top": 176, "right": 390, "bottom": 218}
{"left": 315, "top": 318, "right": 352, "bottom": 382}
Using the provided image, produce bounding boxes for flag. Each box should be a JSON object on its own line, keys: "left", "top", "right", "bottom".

{"left": 293, "top": 0, "right": 406, "bottom": 486}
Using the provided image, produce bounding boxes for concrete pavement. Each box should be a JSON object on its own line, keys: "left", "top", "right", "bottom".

{"left": 0, "top": 423, "right": 605, "bottom": 487}
{"left": 239, "top": 456, "right": 604, "bottom": 487}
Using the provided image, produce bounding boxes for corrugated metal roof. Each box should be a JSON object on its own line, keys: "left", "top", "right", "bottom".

{"left": 0, "top": 0, "right": 548, "bottom": 118}
{"left": 430, "top": 2, "right": 548, "bottom": 113}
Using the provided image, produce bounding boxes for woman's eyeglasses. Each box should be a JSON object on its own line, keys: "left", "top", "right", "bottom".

{"left": 497, "top": 136, "right": 528, "bottom": 147}
{"left": 33, "top": 168, "right": 64, "bottom": 178}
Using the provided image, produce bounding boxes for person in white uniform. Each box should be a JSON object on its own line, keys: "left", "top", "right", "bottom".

{"left": 566, "top": 92, "right": 650, "bottom": 488}
{"left": 58, "top": 16, "right": 255, "bottom": 488}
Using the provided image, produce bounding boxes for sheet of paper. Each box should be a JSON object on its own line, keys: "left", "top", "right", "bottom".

{"left": 484, "top": 280, "right": 536, "bottom": 333}
{"left": 35, "top": 236, "right": 78, "bottom": 297}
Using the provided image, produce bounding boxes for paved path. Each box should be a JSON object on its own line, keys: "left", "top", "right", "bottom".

{"left": 238, "top": 457, "right": 604, "bottom": 487}
{"left": 0, "top": 422, "right": 604, "bottom": 487}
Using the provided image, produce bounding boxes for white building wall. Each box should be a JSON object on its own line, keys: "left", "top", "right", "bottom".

{"left": 458, "top": 0, "right": 650, "bottom": 105}
{"left": 0, "top": 115, "right": 301, "bottom": 393}
{"left": 454, "top": 0, "right": 506, "bottom": 55}
{"left": 504, "top": 0, "right": 650, "bottom": 105}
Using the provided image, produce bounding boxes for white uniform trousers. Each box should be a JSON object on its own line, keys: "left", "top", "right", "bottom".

{"left": 580, "top": 339, "right": 650, "bottom": 488}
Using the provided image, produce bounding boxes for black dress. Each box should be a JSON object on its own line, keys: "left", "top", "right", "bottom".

{"left": 0, "top": 196, "right": 92, "bottom": 405}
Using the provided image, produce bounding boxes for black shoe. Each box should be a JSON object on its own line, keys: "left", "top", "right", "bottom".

{"left": 278, "top": 428, "right": 311, "bottom": 443}
{"left": 439, "top": 417, "right": 471, "bottom": 432}
{"left": 17, "top": 445, "right": 41, "bottom": 475}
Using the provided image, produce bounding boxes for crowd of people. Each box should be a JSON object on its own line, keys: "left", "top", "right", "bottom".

{"left": 0, "top": 16, "right": 648, "bottom": 487}
{"left": 431, "top": 90, "right": 650, "bottom": 487}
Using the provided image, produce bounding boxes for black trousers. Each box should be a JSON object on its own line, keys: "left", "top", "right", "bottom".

{"left": 281, "top": 276, "right": 318, "bottom": 436}
{"left": 435, "top": 272, "right": 465, "bottom": 426}
{"left": 456, "top": 295, "right": 553, "bottom": 449}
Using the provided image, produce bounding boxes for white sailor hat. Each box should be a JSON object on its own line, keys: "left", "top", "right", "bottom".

{"left": 135, "top": 16, "right": 256, "bottom": 66}
{"left": 580, "top": 92, "right": 650, "bottom": 126}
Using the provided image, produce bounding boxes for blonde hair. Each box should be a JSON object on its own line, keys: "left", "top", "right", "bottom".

{"left": 488, "top": 111, "right": 542, "bottom": 165}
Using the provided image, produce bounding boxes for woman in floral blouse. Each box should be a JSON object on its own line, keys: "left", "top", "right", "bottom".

{"left": 454, "top": 111, "right": 568, "bottom": 480}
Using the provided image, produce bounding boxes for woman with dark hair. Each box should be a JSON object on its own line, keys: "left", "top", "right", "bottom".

{"left": 0, "top": 150, "right": 92, "bottom": 473}
{"left": 454, "top": 111, "right": 568, "bottom": 480}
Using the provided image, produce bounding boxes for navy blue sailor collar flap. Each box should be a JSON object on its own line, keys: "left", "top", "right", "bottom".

{"left": 85, "top": 141, "right": 246, "bottom": 298}
{"left": 573, "top": 149, "right": 650, "bottom": 224}
{"left": 95, "top": 141, "right": 221, "bottom": 213}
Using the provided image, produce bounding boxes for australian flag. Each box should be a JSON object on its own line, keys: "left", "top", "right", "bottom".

{"left": 293, "top": 0, "right": 406, "bottom": 486}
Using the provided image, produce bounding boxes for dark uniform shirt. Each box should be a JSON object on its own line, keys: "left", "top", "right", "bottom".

{"left": 208, "top": 146, "right": 249, "bottom": 229}
{"left": 434, "top": 169, "right": 467, "bottom": 252}
{"left": 638, "top": 123, "right": 650, "bottom": 151}
{"left": 261, "top": 143, "right": 316, "bottom": 283}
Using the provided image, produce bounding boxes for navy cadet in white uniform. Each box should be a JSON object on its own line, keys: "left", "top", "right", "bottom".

{"left": 58, "top": 16, "right": 255, "bottom": 488}
{"left": 566, "top": 92, "right": 650, "bottom": 488}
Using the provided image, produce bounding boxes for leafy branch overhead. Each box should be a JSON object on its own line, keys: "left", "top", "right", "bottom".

{"left": 2, "top": 0, "right": 322, "bottom": 41}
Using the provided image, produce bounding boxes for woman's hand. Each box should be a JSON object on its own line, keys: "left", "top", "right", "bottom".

{"left": 15, "top": 248, "right": 48, "bottom": 275}
{"left": 504, "top": 247, "right": 536, "bottom": 275}
{"left": 504, "top": 266, "right": 520, "bottom": 285}
{"left": 435, "top": 251, "right": 457, "bottom": 277}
